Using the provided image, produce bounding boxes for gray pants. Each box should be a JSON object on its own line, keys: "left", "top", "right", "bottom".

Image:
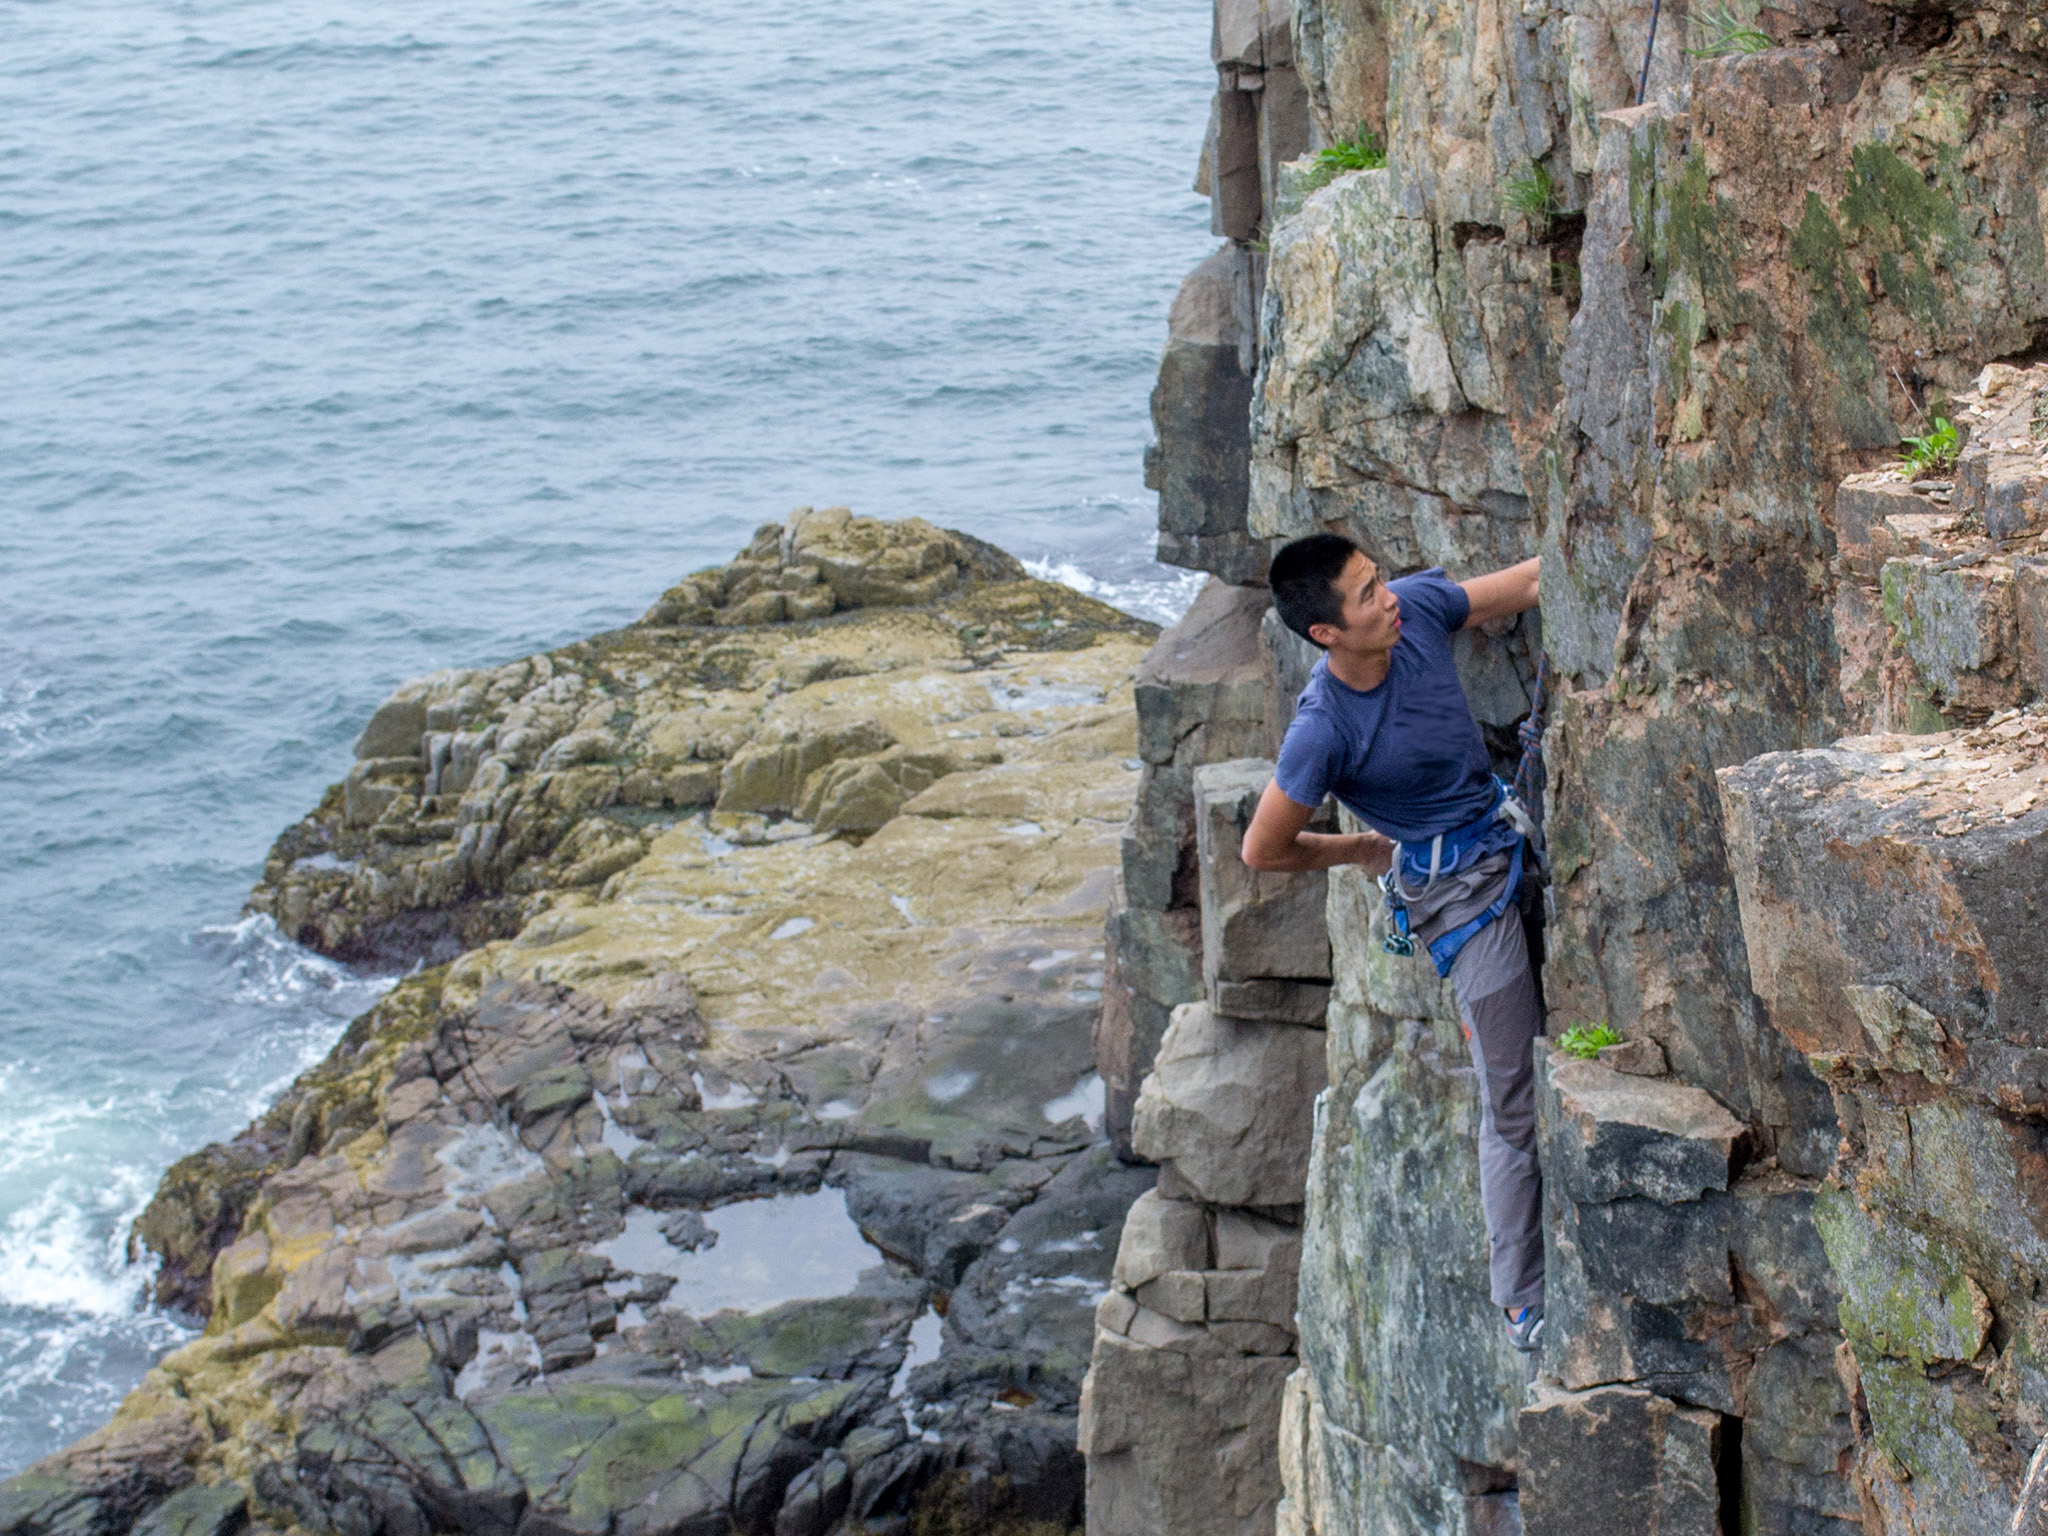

{"left": 1396, "top": 849, "right": 1545, "bottom": 1310}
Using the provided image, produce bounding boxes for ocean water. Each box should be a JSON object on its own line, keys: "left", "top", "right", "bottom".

{"left": 0, "top": 0, "right": 1214, "bottom": 1474}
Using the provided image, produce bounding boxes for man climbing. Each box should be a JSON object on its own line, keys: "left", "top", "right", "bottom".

{"left": 1240, "top": 533, "right": 1548, "bottom": 1352}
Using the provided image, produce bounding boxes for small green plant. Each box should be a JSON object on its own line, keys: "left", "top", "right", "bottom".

{"left": 1502, "top": 160, "right": 1556, "bottom": 228}
{"left": 1316, "top": 126, "right": 1386, "bottom": 173}
{"left": 1686, "top": 4, "right": 1773, "bottom": 56}
{"left": 1296, "top": 125, "right": 1387, "bottom": 194}
{"left": 1558, "top": 1022, "right": 1623, "bottom": 1060}
{"left": 1899, "top": 417, "right": 1961, "bottom": 475}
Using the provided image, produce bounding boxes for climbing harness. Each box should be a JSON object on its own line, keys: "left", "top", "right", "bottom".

{"left": 1380, "top": 656, "right": 1552, "bottom": 976}
{"left": 1378, "top": 779, "right": 1532, "bottom": 976}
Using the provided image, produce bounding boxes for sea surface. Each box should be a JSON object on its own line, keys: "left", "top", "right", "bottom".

{"left": 0, "top": 0, "right": 1215, "bottom": 1474}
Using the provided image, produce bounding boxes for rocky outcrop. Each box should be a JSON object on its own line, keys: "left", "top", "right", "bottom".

{"left": 1081, "top": 758, "right": 1325, "bottom": 1536}
{"left": 248, "top": 508, "right": 1135, "bottom": 968}
{"left": 1835, "top": 366, "right": 2048, "bottom": 733}
{"left": 1098, "top": 579, "right": 1272, "bottom": 1157}
{"left": 3, "top": 514, "right": 1164, "bottom": 1536}
{"left": 1721, "top": 716, "right": 2048, "bottom": 1532}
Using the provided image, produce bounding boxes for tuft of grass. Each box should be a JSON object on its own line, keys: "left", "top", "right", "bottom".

{"left": 1296, "top": 125, "right": 1387, "bottom": 194}
{"left": 1502, "top": 160, "right": 1556, "bottom": 229}
{"left": 1899, "top": 417, "right": 1960, "bottom": 475}
{"left": 1686, "top": 4, "right": 1773, "bottom": 56}
{"left": 1557, "top": 1022, "right": 1623, "bottom": 1060}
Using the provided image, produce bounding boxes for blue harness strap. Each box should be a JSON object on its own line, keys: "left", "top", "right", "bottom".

{"left": 1378, "top": 654, "right": 1551, "bottom": 973}
{"left": 1422, "top": 834, "right": 1524, "bottom": 978}
{"left": 1380, "top": 779, "right": 1536, "bottom": 974}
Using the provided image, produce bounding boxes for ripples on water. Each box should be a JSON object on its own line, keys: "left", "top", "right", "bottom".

{"left": 0, "top": 0, "right": 1214, "bottom": 1472}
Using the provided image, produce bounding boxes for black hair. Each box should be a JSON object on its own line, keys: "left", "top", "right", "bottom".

{"left": 1269, "top": 533, "right": 1362, "bottom": 649}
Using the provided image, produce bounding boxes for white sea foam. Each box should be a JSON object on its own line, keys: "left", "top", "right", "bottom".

{"left": 0, "top": 670, "right": 50, "bottom": 762}
{"left": 194, "top": 915, "right": 396, "bottom": 1119}
{"left": 197, "top": 912, "right": 392, "bottom": 1015}
{"left": 1023, "top": 557, "right": 1208, "bottom": 628}
{"left": 0, "top": 661, "right": 96, "bottom": 765}
{"left": 0, "top": 1179, "right": 152, "bottom": 1319}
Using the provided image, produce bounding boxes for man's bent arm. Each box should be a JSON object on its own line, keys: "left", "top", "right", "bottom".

{"left": 1460, "top": 556, "right": 1541, "bottom": 629}
{"left": 1241, "top": 781, "right": 1393, "bottom": 876}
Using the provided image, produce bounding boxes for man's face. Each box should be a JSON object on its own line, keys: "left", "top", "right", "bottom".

{"left": 1308, "top": 551, "right": 1402, "bottom": 654}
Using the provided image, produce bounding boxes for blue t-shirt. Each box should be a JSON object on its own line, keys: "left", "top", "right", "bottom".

{"left": 1273, "top": 569, "right": 1496, "bottom": 844}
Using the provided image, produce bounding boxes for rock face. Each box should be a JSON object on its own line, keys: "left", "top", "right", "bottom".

{"left": 1149, "top": 247, "right": 1262, "bottom": 586}
{"left": 1082, "top": 753, "right": 1326, "bottom": 1536}
{"left": 2, "top": 514, "right": 1164, "bottom": 1536}
{"left": 1078, "top": 1192, "right": 1301, "bottom": 1536}
{"left": 1194, "top": 760, "right": 1332, "bottom": 1023}
{"left": 1240, "top": 0, "right": 2048, "bottom": 1518}
{"left": 1834, "top": 367, "right": 2048, "bottom": 733}
{"left": 1279, "top": 852, "right": 1527, "bottom": 1536}
{"left": 1144, "top": 0, "right": 1312, "bottom": 590}
{"left": 1132, "top": 1002, "right": 1325, "bottom": 1209}
{"left": 1721, "top": 719, "right": 2048, "bottom": 1533}
{"left": 1099, "top": 578, "right": 1273, "bottom": 1157}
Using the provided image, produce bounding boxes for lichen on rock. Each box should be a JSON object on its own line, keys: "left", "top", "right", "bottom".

{"left": 5, "top": 510, "right": 1167, "bottom": 1536}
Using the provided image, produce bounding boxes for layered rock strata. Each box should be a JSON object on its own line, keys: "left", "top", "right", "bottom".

{"left": 1097, "top": 579, "right": 1272, "bottom": 1159}
{"left": 2, "top": 513, "right": 1165, "bottom": 1536}
{"left": 1080, "top": 760, "right": 1327, "bottom": 1536}
{"left": 1835, "top": 366, "right": 2048, "bottom": 733}
{"left": 1722, "top": 714, "right": 2048, "bottom": 1533}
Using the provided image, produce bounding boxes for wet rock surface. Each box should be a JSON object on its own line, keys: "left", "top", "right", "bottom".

{"left": 4, "top": 514, "right": 1163, "bottom": 1536}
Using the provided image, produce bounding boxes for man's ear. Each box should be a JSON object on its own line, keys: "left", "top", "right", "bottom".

{"left": 1305, "top": 622, "right": 1338, "bottom": 650}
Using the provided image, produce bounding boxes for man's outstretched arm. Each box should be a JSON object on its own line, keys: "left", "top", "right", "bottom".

{"left": 1460, "top": 556, "right": 1541, "bottom": 629}
{"left": 1241, "top": 781, "right": 1393, "bottom": 876}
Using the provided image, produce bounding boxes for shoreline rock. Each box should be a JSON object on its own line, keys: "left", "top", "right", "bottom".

{"left": 6, "top": 511, "right": 1163, "bottom": 1536}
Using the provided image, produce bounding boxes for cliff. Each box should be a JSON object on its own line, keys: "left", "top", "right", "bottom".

{"left": 14, "top": 0, "right": 2048, "bottom": 1525}
{"left": 1078, "top": 0, "right": 2048, "bottom": 1529}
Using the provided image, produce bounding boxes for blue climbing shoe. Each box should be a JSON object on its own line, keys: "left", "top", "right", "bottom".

{"left": 1505, "top": 1304, "right": 1545, "bottom": 1354}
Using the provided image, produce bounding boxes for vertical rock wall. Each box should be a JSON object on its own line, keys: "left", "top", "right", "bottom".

{"left": 1081, "top": 763, "right": 1328, "bottom": 1536}
{"left": 1278, "top": 855, "right": 1526, "bottom": 1536}
{"left": 1100, "top": 578, "right": 1272, "bottom": 1158}
{"left": 1235, "top": 0, "right": 2048, "bottom": 1528}
{"left": 1716, "top": 407, "right": 2048, "bottom": 1530}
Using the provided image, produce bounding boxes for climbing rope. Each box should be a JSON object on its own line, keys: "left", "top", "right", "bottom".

{"left": 1511, "top": 654, "right": 1551, "bottom": 850}
{"left": 1637, "top": 0, "right": 1663, "bottom": 104}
